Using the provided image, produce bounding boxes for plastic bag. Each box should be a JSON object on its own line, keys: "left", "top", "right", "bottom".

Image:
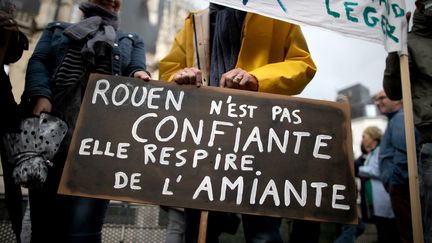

{"left": 2, "top": 113, "right": 68, "bottom": 188}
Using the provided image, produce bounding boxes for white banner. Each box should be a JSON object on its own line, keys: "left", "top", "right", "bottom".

{"left": 210, "top": 0, "right": 408, "bottom": 53}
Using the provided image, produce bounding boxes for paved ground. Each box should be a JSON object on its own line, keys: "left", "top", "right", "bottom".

{"left": 1, "top": 163, "right": 379, "bottom": 243}
{"left": 1, "top": 201, "right": 168, "bottom": 243}
{"left": 1, "top": 201, "right": 379, "bottom": 243}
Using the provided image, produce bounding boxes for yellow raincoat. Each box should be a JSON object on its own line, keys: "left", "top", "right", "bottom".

{"left": 159, "top": 11, "right": 317, "bottom": 95}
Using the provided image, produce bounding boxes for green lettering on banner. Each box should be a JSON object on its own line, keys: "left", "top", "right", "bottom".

{"left": 344, "top": 2, "right": 359, "bottom": 23}
{"left": 326, "top": 0, "right": 340, "bottom": 18}
{"left": 381, "top": 15, "right": 398, "bottom": 42}
{"left": 323, "top": 0, "right": 403, "bottom": 44}
{"left": 364, "top": 6, "right": 379, "bottom": 27}
{"left": 391, "top": 3, "right": 405, "bottom": 17}
{"left": 379, "top": 0, "right": 390, "bottom": 15}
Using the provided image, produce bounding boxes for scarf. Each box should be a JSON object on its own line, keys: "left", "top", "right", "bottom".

{"left": 64, "top": 2, "right": 119, "bottom": 65}
{"left": 209, "top": 4, "right": 246, "bottom": 87}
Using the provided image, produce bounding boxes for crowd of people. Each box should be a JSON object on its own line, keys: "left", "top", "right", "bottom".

{"left": 334, "top": 1, "right": 432, "bottom": 242}
{"left": 0, "top": 0, "right": 431, "bottom": 242}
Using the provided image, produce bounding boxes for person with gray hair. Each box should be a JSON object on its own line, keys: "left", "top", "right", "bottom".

{"left": 373, "top": 89, "right": 420, "bottom": 243}
{"left": 358, "top": 126, "right": 400, "bottom": 243}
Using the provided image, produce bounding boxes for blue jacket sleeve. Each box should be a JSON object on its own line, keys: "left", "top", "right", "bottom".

{"left": 379, "top": 111, "right": 419, "bottom": 189}
{"left": 121, "top": 33, "right": 146, "bottom": 77}
{"left": 22, "top": 25, "right": 57, "bottom": 103}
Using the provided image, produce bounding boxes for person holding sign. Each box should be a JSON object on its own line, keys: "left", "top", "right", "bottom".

{"left": 159, "top": 2, "right": 317, "bottom": 242}
{"left": 0, "top": 1, "right": 28, "bottom": 242}
{"left": 20, "top": 0, "right": 151, "bottom": 242}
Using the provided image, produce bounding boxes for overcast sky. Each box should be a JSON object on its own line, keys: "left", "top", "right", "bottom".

{"left": 297, "top": 26, "right": 388, "bottom": 101}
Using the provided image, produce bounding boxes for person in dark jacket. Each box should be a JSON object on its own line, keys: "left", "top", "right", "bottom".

{"left": 382, "top": 1, "right": 432, "bottom": 242}
{"left": 0, "top": 1, "right": 28, "bottom": 242}
{"left": 21, "top": 0, "right": 150, "bottom": 242}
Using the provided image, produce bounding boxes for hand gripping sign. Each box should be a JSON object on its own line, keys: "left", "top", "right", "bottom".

{"left": 59, "top": 74, "right": 357, "bottom": 224}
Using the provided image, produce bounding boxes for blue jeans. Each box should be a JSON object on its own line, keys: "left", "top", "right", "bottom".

{"left": 165, "top": 208, "right": 185, "bottom": 243}
{"left": 334, "top": 218, "right": 365, "bottom": 243}
{"left": 27, "top": 128, "right": 109, "bottom": 243}
{"left": 420, "top": 143, "right": 432, "bottom": 243}
{"left": 241, "top": 214, "right": 282, "bottom": 243}
{"left": 29, "top": 189, "right": 109, "bottom": 243}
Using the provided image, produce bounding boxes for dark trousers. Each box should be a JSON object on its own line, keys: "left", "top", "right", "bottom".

{"left": 389, "top": 185, "right": 413, "bottom": 243}
{"left": 420, "top": 143, "right": 432, "bottom": 243}
{"left": 334, "top": 218, "right": 366, "bottom": 243}
{"left": 184, "top": 208, "right": 283, "bottom": 243}
{"left": 289, "top": 219, "right": 320, "bottom": 243}
{"left": 29, "top": 189, "right": 109, "bottom": 243}
{"left": 373, "top": 216, "right": 401, "bottom": 243}
{"left": 0, "top": 147, "right": 24, "bottom": 243}
{"left": 0, "top": 84, "right": 24, "bottom": 243}
{"left": 28, "top": 148, "right": 109, "bottom": 243}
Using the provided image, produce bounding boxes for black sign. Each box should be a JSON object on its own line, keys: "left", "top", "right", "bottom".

{"left": 59, "top": 74, "right": 357, "bottom": 224}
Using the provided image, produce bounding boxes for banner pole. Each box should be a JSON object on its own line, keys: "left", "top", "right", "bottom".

{"left": 399, "top": 54, "right": 424, "bottom": 243}
{"left": 198, "top": 210, "right": 209, "bottom": 243}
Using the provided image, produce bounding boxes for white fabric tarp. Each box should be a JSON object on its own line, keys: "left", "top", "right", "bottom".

{"left": 210, "top": 0, "right": 408, "bottom": 53}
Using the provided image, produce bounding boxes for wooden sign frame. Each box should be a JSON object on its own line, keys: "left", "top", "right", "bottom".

{"left": 59, "top": 74, "right": 357, "bottom": 224}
